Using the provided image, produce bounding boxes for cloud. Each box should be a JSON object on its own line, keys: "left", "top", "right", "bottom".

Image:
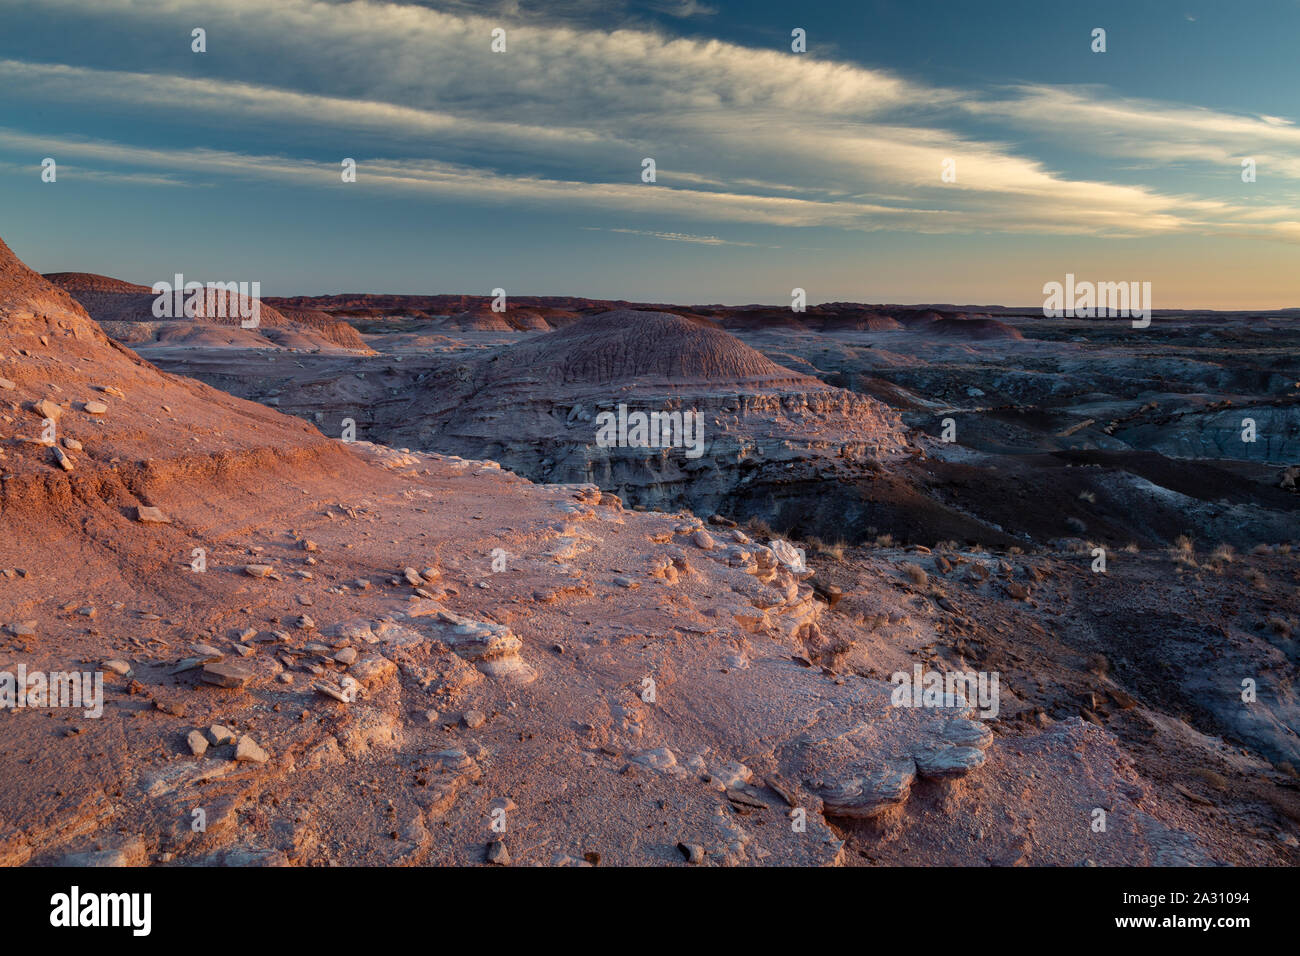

{"left": 2, "top": 0, "right": 1297, "bottom": 244}
{"left": 647, "top": 0, "right": 717, "bottom": 17}
{"left": 583, "top": 227, "right": 757, "bottom": 245}
{"left": 964, "top": 85, "right": 1300, "bottom": 181}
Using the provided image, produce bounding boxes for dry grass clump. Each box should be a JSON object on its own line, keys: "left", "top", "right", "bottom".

{"left": 1121, "top": 542, "right": 1140, "bottom": 553}
{"left": 806, "top": 536, "right": 848, "bottom": 563}
{"left": 874, "top": 533, "right": 895, "bottom": 548}
{"left": 1193, "top": 767, "right": 1230, "bottom": 791}
{"left": 1170, "top": 534, "right": 1198, "bottom": 566}
{"left": 900, "top": 562, "right": 929, "bottom": 588}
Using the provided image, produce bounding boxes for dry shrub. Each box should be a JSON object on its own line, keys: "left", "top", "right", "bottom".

{"left": 1086, "top": 653, "right": 1110, "bottom": 676}
{"left": 901, "top": 562, "right": 929, "bottom": 588}
{"left": 1193, "top": 767, "right": 1230, "bottom": 791}
{"left": 1210, "top": 543, "right": 1236, "bottom": 564}
{"left": 1170, "top": 534, "right": 1198, "bottom": 566}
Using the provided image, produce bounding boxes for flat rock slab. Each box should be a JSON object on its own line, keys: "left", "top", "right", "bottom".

{"left": 30, "top": 399, "right": 61, "bottom": 420}
{"left": 200, "top": 662, "right": 254, "bottom": 688}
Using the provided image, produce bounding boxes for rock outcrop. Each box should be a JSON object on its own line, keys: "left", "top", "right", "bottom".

{"left": 383, "top": 310, "right": 910, "bottom": 513}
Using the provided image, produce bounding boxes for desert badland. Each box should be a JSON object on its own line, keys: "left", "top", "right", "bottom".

{"left": 2, "top": 233, "right": 1298, "bottom": 870}
{"left": 0, "top": 2, "right": 1297, "bottom": 907}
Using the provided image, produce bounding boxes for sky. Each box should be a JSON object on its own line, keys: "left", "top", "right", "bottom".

{"left": 1, "top": 0, "right": 1297, "bottom": 308}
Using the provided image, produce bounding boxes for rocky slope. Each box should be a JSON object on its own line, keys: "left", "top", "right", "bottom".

{"left": 46, "top": 272, "right": 373, "bottom": 354}
{"left": 0, "top": 234, "right": 1226, "bottom": 867}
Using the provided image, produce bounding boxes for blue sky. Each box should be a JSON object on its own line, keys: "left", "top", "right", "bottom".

{"left": 1, "top": 0, "right": 1297, "bottom": 307}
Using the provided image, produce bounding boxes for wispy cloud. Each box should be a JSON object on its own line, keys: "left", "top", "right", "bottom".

{"left": 2, "top": 0, "right": 1298, "bottom": 245}
{"left": 647, "top": 0, "right": 717, "bottom": 18}
{"left": 583, "top": 227, "right": 759, "bottom": 246}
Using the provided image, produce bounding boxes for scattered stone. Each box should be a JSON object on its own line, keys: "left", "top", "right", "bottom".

{"left": 313, "top": 682, "right": 353, "bottom": 704}
{"left": 770, "top": 538, "right": 808, "bottom": 573}
{"left": 208, "top": 724, "right": 236, "bottom": 746}
{"left": 349, "top": 655, "right": 397, "bottom": 689}
{"left": 692, "top": 529, "right": 717, "bottom": 550}
{"left": 52, "top": 446, "right": 73, "bottom": 472}
{"left": 234, "top": 736, "right": 269, "bottom": 764}
{"left": 5, "top": 621, "right": 36, "bottom": 638}
{"left": 434, "top": 610, "right": 536, "bottom": 684}
{"left": 186, "top": 730, "right": 209, "bottom": 756}
{"left": 101, "top": 659, "right": 132, "bottom": 677}
{"left": 485, "top": 839, "right": 510, "bottom": 865}
{"left": 300, "top": 539, "right": 318, "bottom": 552}
{"left": 83, "top": 400, "right": 109, "bottom": 415}
{"left": 463, "top": 709, "right": 487, "bottom": 729}
{"left": 677, "top": 842, "right": 705, "bottom": 864}
{"left": 31, "top": 398, "right": 61, "bottom": 421}
{"left": 243, "top": 564, "right": 273, "bottom": 578}
{"left": 62, "top": 437, "right": 82, "bottom": 452}
{"left": 130, "top": 504, "right": 171, "bottom": 526}
{"left": 334, "top": 646, "right": 358, "bottom": 665}
{"left": 200, "top": 661, "right": 253, "bottom": 688}
{"left": 714, "top": 761, "right": 754, "bottom": 790}
{"left": 630, "top": 747, "right": 678, "bottom": 773}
